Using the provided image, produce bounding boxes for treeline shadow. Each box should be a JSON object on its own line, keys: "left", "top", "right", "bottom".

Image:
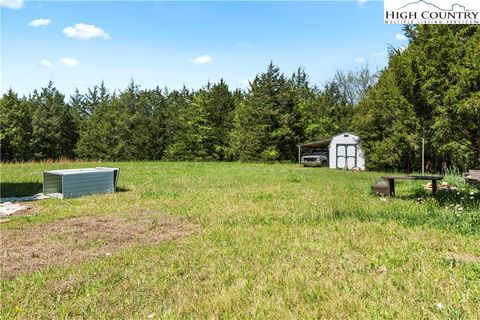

{"left": 0, "top": 183, "right": 130, "bottom": 199}
{"left": 1, "top": 182, "right": 43, "bottom": 198}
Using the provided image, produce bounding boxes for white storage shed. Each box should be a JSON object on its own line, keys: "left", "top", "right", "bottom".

{"left": 328, "top": 133, "right": 365, "bottom": 170}
{"left": 297, "top": 132, "right": 365, "bottom": 170}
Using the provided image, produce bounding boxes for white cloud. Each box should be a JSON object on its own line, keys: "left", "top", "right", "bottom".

{"left": 189, "top": 54, "right": 213, "bottom": 64}
{"left": 28, "top": 19, "right": 51, "bottom": 28}
{"left": 40, "top": 59, "right": 52, "bottom": 67}
{"left": 0, "top": 0, "right": 24, "bottom": 9}
{"left": 354, "top": 57, "right": 366, "bottom": 64}
{"left": 373, "top": 51, "right": 386, "bottom": 57}
{"left": 63, "top": 23, "right": 111, "bottom": 40}
{"left": 57, "top": 57, "right": 79, "bottom": 66}
{"left": 395, "top": 33, "right": 408, "bottom": 41}
{"left": 357, "top": 0, "right": 367, "bottom": 5}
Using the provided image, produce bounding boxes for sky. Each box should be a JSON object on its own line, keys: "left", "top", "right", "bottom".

{"left": 1, "top": 0, "right": 408, "bottom": 97}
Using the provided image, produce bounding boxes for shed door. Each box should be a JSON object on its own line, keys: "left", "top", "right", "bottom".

{"left": 336, "top": 144, "right": 357, "bottom": 169}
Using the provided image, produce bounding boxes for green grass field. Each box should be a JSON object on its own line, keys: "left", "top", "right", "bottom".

{"left": 1, "top": 162, "right": 479, "bottom": 319}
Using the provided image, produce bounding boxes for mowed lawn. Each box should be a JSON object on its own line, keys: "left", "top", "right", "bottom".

{"left": 1, "top": 162, "right": 479, "bottom": 319}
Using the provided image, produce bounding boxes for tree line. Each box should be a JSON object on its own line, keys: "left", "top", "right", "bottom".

{"left": 0, "top": 64, "right": 373, "bottom": 163}
{"left": 353, "top": 25, "right": 480, "bottom": 172}
{"left": 1, "top": 25, "right": 479, "bottom": 172}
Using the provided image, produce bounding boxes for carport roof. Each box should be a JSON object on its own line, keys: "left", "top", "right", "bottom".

{"left": 297, "top": 138, "right": 332, "bottom": 149}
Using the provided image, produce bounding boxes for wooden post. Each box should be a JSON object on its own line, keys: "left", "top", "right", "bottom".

{"left": 432, "top": 179, "right": 437, "bottom": 195}
{"left": 388, "top": 179, "right": 395, "bottom": 197}
{"left": 422, "top": 138, "right": 425, "bottom": 175}
{"left": 298, "top": 145, "right": 301, "bottom": 165}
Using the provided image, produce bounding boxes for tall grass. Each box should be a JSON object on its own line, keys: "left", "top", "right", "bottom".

{"left": 1, "top": 162, "right": 479, "bottom": 319}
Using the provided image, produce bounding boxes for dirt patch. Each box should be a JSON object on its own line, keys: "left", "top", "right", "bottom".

{"left": 1, "top": 212, "right": 197, "bottom": 278}
{"left": 444, "top": 252, "right": 480, "bottom": 265}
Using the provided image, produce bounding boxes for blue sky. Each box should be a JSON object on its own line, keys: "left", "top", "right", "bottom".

{"left": 1, "top": 0, "right": 407, "bottom": 97}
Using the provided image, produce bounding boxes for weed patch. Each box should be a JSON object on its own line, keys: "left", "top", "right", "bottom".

{"left": 1, "top": 212, "right": 197, "bottom": 278}
{"left": 328, "top": 207, "right": 480, "bottom": 236}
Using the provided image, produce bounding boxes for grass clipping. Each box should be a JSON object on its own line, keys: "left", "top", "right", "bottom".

{"left": 1, "top": 212, "right": 197, "bottom": 278}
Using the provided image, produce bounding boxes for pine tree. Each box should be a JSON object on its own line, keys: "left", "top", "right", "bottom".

{"left": 0, "top": 90, "right": 34, "bottom": 161}
{"left": 230, "top": 63, "right": 296, "bottom": 162}
{"left": 353, "top": 68, "right": 419, "bottom": 171}
{"left": 30, "top": 82, "right": 77, "bottom": 160}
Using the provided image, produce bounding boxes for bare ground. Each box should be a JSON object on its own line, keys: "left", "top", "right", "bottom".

{"left": 444, "top": 252, "right": 480, "bottom": 264}
{"left": 1, "top": 211, "right": 198, "bottom": 278}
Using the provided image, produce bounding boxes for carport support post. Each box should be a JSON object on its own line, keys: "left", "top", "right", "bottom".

{"left": 298, "top": 145, "right": 301, "bottom": 164}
